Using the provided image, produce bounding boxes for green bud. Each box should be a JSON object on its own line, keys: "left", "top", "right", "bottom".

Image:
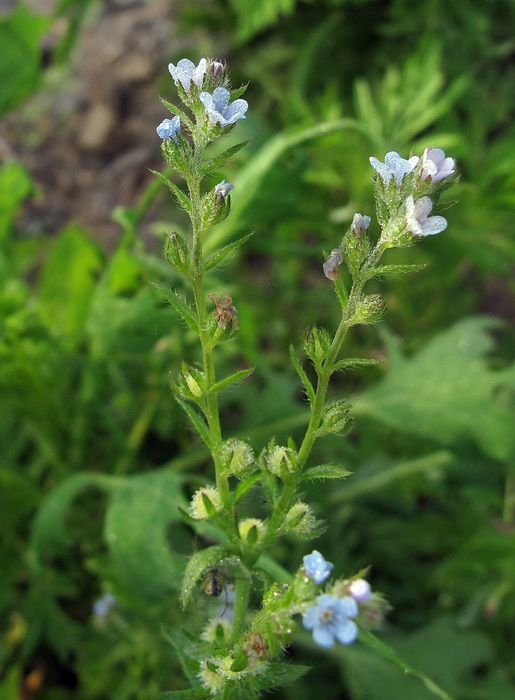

{"left": 348, "top": 294, "right": 385, "bottom": 325}
{"left": 200, "top": 189, "right": 231, "bottom": 231}
{"left": 178, "top": 363, "right": 206, "bottom": 399}
{"left": 283, "top": 501, "right": 317, "bottom": 537}
{"left": 164, "top": 232, "right": 191, "bottom": 276}
{"left": 319, "top": 400, "right": 354, "bottom": 436}
{"left": 267, "top": 446, "right": 298, "bottom": 478}
{"left": 302, "top": 326, "right": 332, "bottom": 369}
{"left": 221, "top": 439, "right": 254, "bottom": 476}
{"left": 342, "top": 222, "right": 371, "bottom": 280}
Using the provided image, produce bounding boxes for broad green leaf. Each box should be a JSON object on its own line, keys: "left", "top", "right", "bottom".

{"left": 0, "top": 6, "right": 50, "bottom": 116}
{"left": 38, "top": 224, "right": 103, "bottom": 345}
{"left": 289, "top": 345, "right": 316, "bottom": 406}
{"left": 301, "top": 464, "right": 351, "bottom": 481}
{"left": 353, "top": 318, "right": 515, "bottom": 461}
{"left": 154, "top": 283, "right": 200, "bottom": 334}
{"left": 200, "top": 139, "right": 251, "bottom": 173}
{"left": 180, "top": 545, "right": 230, "bottom": 607}
{"left": 203, "top": 232, "right": 253, "bottom": 272}
{"left": 0, "top": 162, "right": 32, "bottom": 240}
{"left": 175, "top": 398, "right": 212, "bottom": 448}
{"left": 29, "top": 471, "right": 187, "bottom": 598}
{"left": 210, "top": 367, "right": 254, "bottom": 394}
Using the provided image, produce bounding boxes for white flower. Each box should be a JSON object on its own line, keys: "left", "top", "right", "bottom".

{"left": 405, "top": 195, "right": 447, "bottom": 236}
{"left": 420, "top": 148, "right": 456, "bottom": 183}
{"left": 168, "top": 58, "right": 207, "bottom": 90}
{"left": 369, "top": 151, "right": 419, "bottom": 184}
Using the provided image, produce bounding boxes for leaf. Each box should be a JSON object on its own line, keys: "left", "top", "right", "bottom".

{"left": 353, "top": 317, "right": 515, "bottom": 461}
{"left": 234, "top": 472, "right": 262, "bottom": 503}
{"left": 151, "top": 169, "right": 192, "bottom": 214}
{"left": 365, "top": 263, "right": 427, "bottom": 280}
{"left": 210, "top": 367, "right": 254, "bottom": 394}
{"left": 203, "top": 232, "right": 253, "bottom": 272}
{"left": 289, "top": 345, "right": 316, "bottom": 406}
{"left": 246, "top": 662, "right": 310, "bottom": 691}
{"left": 229, "top": 0, "right": 299, "bottom": 42}
{"left": 301, "top": 464, "right": 351, "bottom": 481}
{"left": 175, "top": 398, "right": 212, "bottom": 448}
{"left": 200, "top": 139, "right": 251, "bottom": 173}
{"left": 38, "top": 224, "right": 104, "bottom": 345}
{"left": 29, "top": 471, "right": 188, "bottom": 598}
{"left": 160, "top": 99, "right": 193, "bottom": 130}
{"left": 180, "top": 545, "right": 230, "bottom": 607}
{"left": 333, "top": 357, "right": 381, "bottom": 371}
{"left": 0, "top": 6, "right": 50, "bottom": 116}
{"left": 154, "top": 283, "right": 200, "bottom": 334}
{"left": 0, "top": 162, "right": 32, "bottom": 240}
{"left": 158, "top": 691, "right": 208, "bottom": 699}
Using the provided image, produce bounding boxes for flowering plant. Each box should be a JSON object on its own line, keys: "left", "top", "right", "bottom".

{"left": 154, "top": 57, "right": 456, "bottom": 699}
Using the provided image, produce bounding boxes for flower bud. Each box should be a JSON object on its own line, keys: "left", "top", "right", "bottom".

{"left": 238, "top": 518, "right": 265, "bottom": 544}
{"left": 323, "top": 248, "right": 343, "bottom": 281}
{"left": 266, "top": 445, "right": 298, "bottom": 477}
{"left": 342, "top": 213, "right": 371, "bottom": 278}
{"left": 283, "top": 501, "right": 317, "bottom": 537}
{"left": 319, "top": 400, "right": 354, "bottom": 436}
{"left": 178, "top": 363, "right": 205, "bottom": 399}
{"left": 302, "top": 326, "right": 332, "bottom": 368}
{"left": 221, "top": 439, "right": 254, "bottom": 476}
{"left": 347, "top": 294, "right": 385, "bottom": 325}
{"left": 190, "top": 486, "right": 222, "bottom": 519}
{"left": 164, "top": 231, "right": 190, "bottom": 275}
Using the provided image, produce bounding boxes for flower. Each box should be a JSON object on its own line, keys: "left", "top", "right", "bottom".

{"left": 369, "top": 151, "right": 419, "bottom": 184}
{"left": 405, "top": 195, "right": 447, "bottom": 236}
{"left": 348, "top": 578, "right": 372, "bottom": 603}
{"left": 214, "top": 180, "right": 234, "bottom": 199}
{"left": 323, "top": 248, "right": 343, "bottom": 281}
{"left": 92, "top": 593, "right": 116, "bottom": 617}
{"left": 200, "top": 87, "right": 248, "bottom": 127}
{"left": 303, "top": 593, "right": 358, "bottom": 647}
{"left": 303, "top": 550, "right": 334, "bottom": 584}
{"left": 351, "top": 213, "right": 371, "bottom": 232}
{"left": 168, "top": 58, "right": 207, "bottom": 90}
{"left": 156, "top": 116, "right": 181, "bottom": 142}
{"left": 420, "top": 148, "right": 455, "bottom": 183}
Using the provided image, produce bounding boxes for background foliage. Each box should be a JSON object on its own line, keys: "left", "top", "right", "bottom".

{"left": 1, "top": 0, "right": 514, "bottom": 698}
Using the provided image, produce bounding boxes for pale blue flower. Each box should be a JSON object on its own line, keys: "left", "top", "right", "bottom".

{"left": 348, "top": 578, "right": 372, "bottom": 603}
{"left": 168, "top": 58, "right": 207, "bottom": 90}
{"left": 303, "top": 550, "right": 334, "bottom": 584}
{"left": 351, "top": 213, "right": 371, "bottom": 232}
{"left": 370, "top": 151, "right": 419, "bottom": 184}
{"left": 405, "top": 195, "right": 447, "bottom": 236}
{"left": 92, "top": 593, "right": 116, "bottom": 617}
{"left": 157, "top": 116, "right": 181, "bottom": 142}
{"left": 303, "top": 593, "right": 358, "bottom": 647}
{"left": 214, "top": 180, "right": 234, "bottom": 199}
{"left": 420, "top": 148, "right": 455, "bottom": 183}
{"left": 200, "top": 87, "right": 248, "bottom": 127}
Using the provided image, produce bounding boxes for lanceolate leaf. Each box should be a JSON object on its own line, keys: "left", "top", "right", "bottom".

{"left": 200, "top": 139, "right": 251, "bottom": 174}
{"left": 333, "top": 357, "right": 381, "bottom": 371}
{"left": 151, "top": 169, "right": 192, "bottom": 214}
{"left": 365, "top": 263, "right": 427, "bottom": 280}
{"left": 175, "top": 398, "right": 212, "bottom": 448}
{"left": 160, "top": 99, "right": 193, "bottom": 130}
{"left": 154, "top": 283, "right": 200, "bottom": 333}
{"left": 210, "top": 367, "right": 254, "bottom": 394}
{"left": 301, "top": 464, "right": 351, "bottom": 481}
{"left": 203, "top": 232, "right": 254, "bottom": 272}
{"left": 180, "top": 544, "right": 230, "bottom": 607}
{"left": 289, "top": 345, "right": 316, "bottom": 405}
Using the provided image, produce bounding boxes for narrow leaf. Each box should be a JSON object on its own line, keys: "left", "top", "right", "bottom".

{"left": 175, "top": 398, "right": 211, "bottom": 448}
{"left": 160, "top": 99, "right": 193, "bottom": 130}
{"left": 333, "top": 357, "right": 381, "bottom": 371}
{"left": 359, "top": 628, "right": 454, "bottom": 700}
{"left": 210, "top": 367, "right": 254, "bottom": 394}
{"left": 365, "top": 263, "right": 427, "bottom": 280}
{"left": 154, "top": 283, "right": 200, "bottom": 333}
{"left": 151, "top": 169, "right": 192, "bottom": 214}
{"left": 203, "top": 232, "right": 253, "bottom": 272}
{"left": 289, "top": 345, "right": 316, "bottom": 405}
{"left": 180, "top": 545, "right": 230, "bottom": 607}
{"left": 301, "top": 464, "right": 351, "bottom": 481}
{"left": 201, "top": 139, "right": 251, "bottom": 173}
{"left": 234, "top": 472, "right": 261, "bottom": 503}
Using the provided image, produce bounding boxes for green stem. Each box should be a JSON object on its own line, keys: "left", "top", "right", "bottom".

{"left": 230, "top": 572, "right": 252, "bottom": 643}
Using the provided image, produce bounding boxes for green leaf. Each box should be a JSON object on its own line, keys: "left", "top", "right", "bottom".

{"left": 353, "top": 317, "right": 515, "bottom": 461}
{"left": 151, "top": 169, "right": 192, "bottom": 214}
{"left": 333, "top": 357, "right": 381, "bottom": 371}
{"left": 0, "top": 162, "right": 32, "bottom": 240}
{"left": 160, "top": 99, "right": 194, "bottom": 131}
{"left": 159, "top": 691, "right": 208, "bottom": 699}
{"left": 301, "top": 464, "right": 351, "bottom": 481}
{"left": 200, "top": 139, "right": 251, "bottom": 174}
{"left": 229, "top": 0, "right": 299, "bottom": 41}
{"left": 180, "top": 545, "right": 230, "bottom": 607}
{"left": 234, "top": 472, "right": 262, "bottom": 503}
{"left": 0, "top": 7, "right": 50, "bottom": 116}
{"left": 38, "top": 224, "right": 104, "bottom": 345}
{"left": 29, "top": 471, "right": 188, "bottom": 598}
{"left": 154, "top": 283, "right": 200, "bottom": 334}
{"left": 365, "top": 263, "right": 427, "bottom": 280}
{"left": 289, "top": 345, "right": 316, "bottom": 406}
{"left": 203, "top": 232, "right": 253, "bottom": 272}
{"left": 246, "top": 662, "right": 310, "bottom": 691}
{"left": 210, "top": 367, "right": 254, "bottom": 394}
{"left": 175, "top": 398, "right": 212, "bottom": 448}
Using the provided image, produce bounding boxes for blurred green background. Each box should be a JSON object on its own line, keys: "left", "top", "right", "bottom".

{"left": 1, "top": 0, "right": 514, "bottom": 698}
